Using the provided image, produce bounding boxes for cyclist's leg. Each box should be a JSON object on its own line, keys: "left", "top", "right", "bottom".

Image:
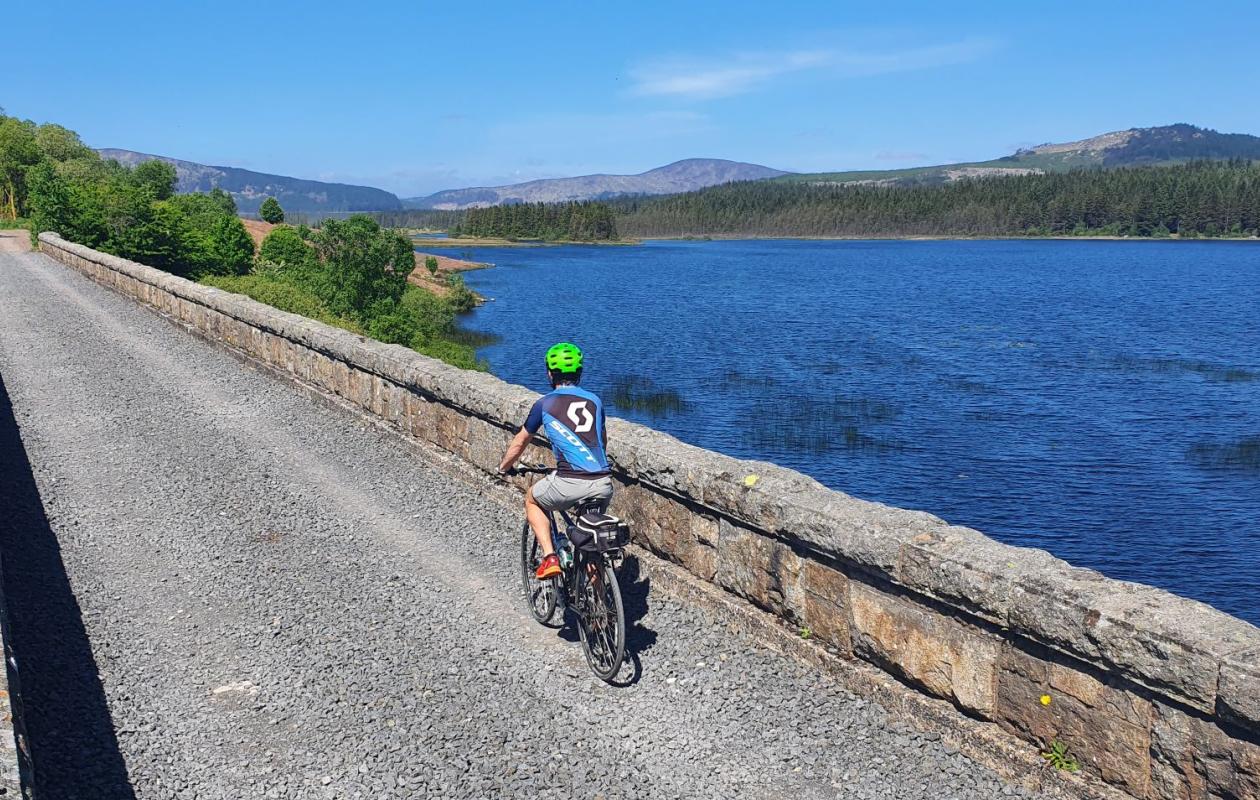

{"left": 524, "top": 484, "right": 555, "bottom": 556}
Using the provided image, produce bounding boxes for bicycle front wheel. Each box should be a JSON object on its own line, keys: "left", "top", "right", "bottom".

{"left": 577, "top": 556, "right": 626, "bottom": 682}
{"left": 520, "top": 522, "right": 557, "bottom": 625}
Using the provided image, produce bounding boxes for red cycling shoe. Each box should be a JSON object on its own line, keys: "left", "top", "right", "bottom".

{"left": 535, "top": 553, "right": 562, "bottom": 580}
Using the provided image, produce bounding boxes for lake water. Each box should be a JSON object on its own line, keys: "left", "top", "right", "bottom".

{"left": 452, "top": 239, "right": 1260, "bottom": 625}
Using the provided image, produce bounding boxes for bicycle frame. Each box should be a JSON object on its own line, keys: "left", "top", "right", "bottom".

{"left": 546, "top": 503, "right": 613, "bottom": 620}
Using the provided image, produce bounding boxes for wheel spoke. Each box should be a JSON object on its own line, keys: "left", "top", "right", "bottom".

{"left": 520, "top": 523, "right": 556, "bottom": 625}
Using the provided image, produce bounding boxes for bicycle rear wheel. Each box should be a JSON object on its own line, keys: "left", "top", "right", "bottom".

{"left": 576, "top": 556, "right": 626, "bottom": 682}
{"left": 519, "top": 522, "right": 557, "bottom": 624}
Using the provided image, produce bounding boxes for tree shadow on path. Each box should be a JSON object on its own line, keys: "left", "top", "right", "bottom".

{"left": 0, "top": 372, "right": 135, "bottom": 799}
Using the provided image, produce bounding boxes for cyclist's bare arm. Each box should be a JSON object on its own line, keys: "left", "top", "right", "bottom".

{"left": 498, "top": 427, "right": 532, "bottom": 473}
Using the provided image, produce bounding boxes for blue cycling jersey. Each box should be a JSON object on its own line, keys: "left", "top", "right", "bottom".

{"left": 523, "top": 385, "right": 610, "bottom": 478}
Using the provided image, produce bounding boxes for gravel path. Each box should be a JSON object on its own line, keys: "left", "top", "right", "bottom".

{"left": 0, "top": 248, "right": 1052, "bottom": 799}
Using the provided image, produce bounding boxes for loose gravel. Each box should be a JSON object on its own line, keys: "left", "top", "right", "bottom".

{"left": 0, "top": 248, "right": 1054, "bottom": 799}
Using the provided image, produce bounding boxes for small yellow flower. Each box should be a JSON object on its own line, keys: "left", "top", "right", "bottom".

{"left": 1040, "top": 694, "right": 1052, "bottom": 706}
{"left": 743, "top": 474, "right": 760, "bottom": 487}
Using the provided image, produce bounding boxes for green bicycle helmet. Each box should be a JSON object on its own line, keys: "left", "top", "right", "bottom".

{"left": 545, "top": 342, "right": 583, "bottom": 373}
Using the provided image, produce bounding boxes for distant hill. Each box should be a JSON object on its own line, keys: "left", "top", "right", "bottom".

{"left": 778, "top": 124, "right": 1260, "bottom": 187}
{"left": 405, "top": 158, "right": 789, "bottom": 210}
{"left": 97, "top": 149, "right": 402, "bottom": 213}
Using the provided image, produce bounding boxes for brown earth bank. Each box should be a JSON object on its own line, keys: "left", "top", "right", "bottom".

{"left": 407, "top": 252, "right": 489, "bottom": 299}
{"left": 239, "top": 218, "right": 276, "bottom": 250}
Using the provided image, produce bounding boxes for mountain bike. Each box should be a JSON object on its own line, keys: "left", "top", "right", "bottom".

{"left": 512, "top": 465, "right": 628, "bottom": 682}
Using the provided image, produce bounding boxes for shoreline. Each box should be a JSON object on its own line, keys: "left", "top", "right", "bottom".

{"left": 408, "top": 250, "right": 490, "bottom": 301}
{"left": 406, "top": 234, "right": 638, "bottom": 248}
{"left": 634, "top": 233, "right": 1260, "bottom": 243}
{"left": 409, "top": 229, "right": 1260, "bottom": 246}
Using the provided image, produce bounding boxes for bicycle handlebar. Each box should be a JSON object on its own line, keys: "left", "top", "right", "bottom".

{"left": 505, "top": 464, "right": 551, "bottom": 477}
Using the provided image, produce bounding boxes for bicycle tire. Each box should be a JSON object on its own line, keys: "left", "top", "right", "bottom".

{"left": 519, "top": 522, "right": 557, "bottom": 624}
{"left": 576, "top": 556, "right": 626, "bottom": 682}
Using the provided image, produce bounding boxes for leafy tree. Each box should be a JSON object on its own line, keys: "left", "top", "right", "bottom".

{"left": 25, "top": 161, "right": 71, "bottom": 244}
{"left": 206, "top": 187, "right": 237, "bottom": 215}
{"left": 131, "top": 160, "right": 177, "bottom": 200}
{"left": 166, "top": 192, "right": 234, "bottom": 227}
{"left": 424, "top": 255, "right": 439, "bottom": 277}
{"left": 0, "top": 115, "right": 40, "bottom": 219}
{"left": 258, "top": 197, "right": 284, "bottom": 224}
{"left": 206, "top": 215, "right": 256, "bottom": 275}
{"left": 34, "top": 123, "right": 94, "bottom": 163}
{"left": 309, "top": 215, "right": 415, "bottom": 319}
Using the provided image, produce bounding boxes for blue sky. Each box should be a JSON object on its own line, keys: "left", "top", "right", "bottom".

{"left": 7, "top": 1, "right": 1259, "bottom": 197}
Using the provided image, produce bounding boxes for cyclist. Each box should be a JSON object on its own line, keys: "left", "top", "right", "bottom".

{"left": 498, "top": 342, "right": 612, "bottom": 580}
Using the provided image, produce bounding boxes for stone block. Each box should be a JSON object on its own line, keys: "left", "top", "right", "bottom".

{"left": 383, "top": 381, "right": 409, "bottom": 429}
{"left": 348, "top": 369, "right": 371, "bottom": 411}
{"left": 434, "top": 406, "right": 469, "bottom": 459}
{"left": 408, "top": 396, "right": 439, "bottom": 442}
{"left": 994, "top": 645, "right": 1152, "bottom": 796}
{"left": 684, "top": 514, "right": 719, "bottom": 581}
{"left": 714, "top": 520, "right": 802, "bottom": 618}
{"left": 612, "top": 482, "right": 717, "bottom": 580}
{"left": 621, "top": 486, "right": 691, "bottom": 554}
{"left": 1150, "top": 700, "right": 1260, "bottom": 800}
{"left": 1218, "top": 646, "right": 1260, "bottom": 730}
{"left": 798, "top": 559, "right": 852, "bottom": 655}
{"left": 463, "top": 416, "right": 507, "bottom": 473}
{"left": 248, "top": 327, "right": 266, "bottom": 360}
{"left": 265, "top": 333, "right": 285, "bottom": 373}
{"left": 850, "top": 583, "right": 999, "bottom": 716}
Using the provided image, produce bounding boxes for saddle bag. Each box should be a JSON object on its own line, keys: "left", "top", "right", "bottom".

{"left": 569, "top": 511, "right": 630, "bottom": 553}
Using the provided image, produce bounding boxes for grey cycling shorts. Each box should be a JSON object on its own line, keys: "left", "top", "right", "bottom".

{"left": 531, "top": 473, "right": 614, "bottom": 512}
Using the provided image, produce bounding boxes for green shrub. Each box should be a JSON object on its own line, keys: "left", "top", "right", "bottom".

{"left": 309, "top": 215, "right": 415, "bottom": 319}
{"left": 444, "top": 273, "right": 478, "bottom": 314}
{"left": 400, "top": 285, "right": 456, "bottom": 340}
{"left": 201, "top": 274, "right": 366, "bottom": 335}
{"left": 259, "top": 225, "right": 317, "bottom": 276}
{"left": 366, "top": 308, "right": 421, "bottom": 346}
{"left": 258, "top": 197, "right": 284, "bottom": 224}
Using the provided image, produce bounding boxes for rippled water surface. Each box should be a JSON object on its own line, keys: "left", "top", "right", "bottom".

{"left": 454, "top": 239, "right": 1260, "bottom": 624}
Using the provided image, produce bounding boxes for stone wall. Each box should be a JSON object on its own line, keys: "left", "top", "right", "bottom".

{"left": 0, "top": 562, "right": 33, "bottom": 797}
{"left": 38, "top": 232, "right": 1260, "bottom": 799}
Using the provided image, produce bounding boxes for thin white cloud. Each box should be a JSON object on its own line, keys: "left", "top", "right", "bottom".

{"left": 630, "top": 38, "right": 999, "bottom": 99}
{"left": 630, "top": 51, "right": 832, "bottom": 99}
